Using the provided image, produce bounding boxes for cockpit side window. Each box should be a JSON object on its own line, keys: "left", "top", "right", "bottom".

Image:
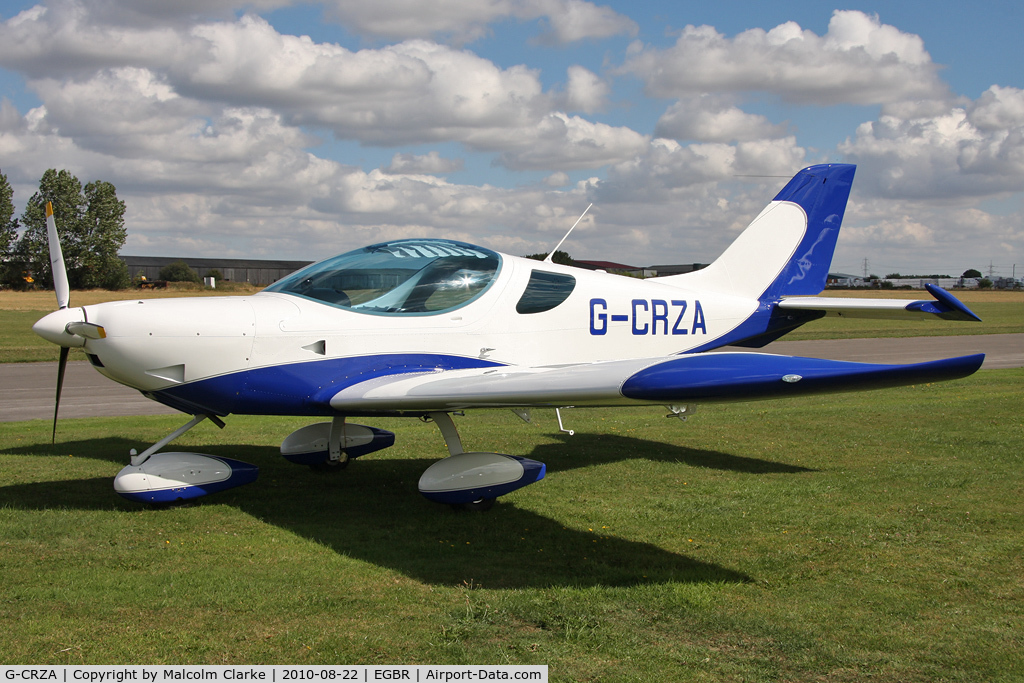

{"left": 265, "top": 239, "right": 501, "bottom": 315}
{"left": 516, "top": 270, "right": 577, "bottom": 314}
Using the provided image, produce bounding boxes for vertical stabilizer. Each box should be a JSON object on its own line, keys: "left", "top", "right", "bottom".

{"left": 663, "top": 164, "right": 856, "bottom": 300}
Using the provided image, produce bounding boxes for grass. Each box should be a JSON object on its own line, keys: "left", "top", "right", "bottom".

{"left": 3, "top": 288, "right": 1023, "bottom": 364}
{"left": 1, "top": 370, "right": 1021, "bottom": 678}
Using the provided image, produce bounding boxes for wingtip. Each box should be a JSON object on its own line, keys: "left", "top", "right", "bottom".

{"left": 924, "top": 283, "right": 983, "bottom": 322}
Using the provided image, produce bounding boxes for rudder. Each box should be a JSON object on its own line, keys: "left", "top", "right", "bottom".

{"left": 764, "top": 163, "right": 856, "bottom": 298}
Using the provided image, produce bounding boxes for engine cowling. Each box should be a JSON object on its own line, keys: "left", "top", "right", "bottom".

{"left": 114, "top": 452, "right": 258, "bottom": 504}
{"left": 418, "top": 452, "right": 546, "bottom": 505}
{"left": 280, "top": 422, "right": 396, "bottom": 465}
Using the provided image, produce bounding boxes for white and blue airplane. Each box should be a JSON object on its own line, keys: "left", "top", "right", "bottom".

{"left": 32, "top": 164, "right": 984, "bottom": 509}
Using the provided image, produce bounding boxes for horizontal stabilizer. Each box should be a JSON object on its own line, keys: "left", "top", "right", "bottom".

{"left": 778, "top": 284, "right": 981, "bottom": 322}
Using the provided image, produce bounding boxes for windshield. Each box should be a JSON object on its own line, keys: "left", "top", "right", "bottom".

{"left": 265, "top": 239, "right": 501, "bottom": 315}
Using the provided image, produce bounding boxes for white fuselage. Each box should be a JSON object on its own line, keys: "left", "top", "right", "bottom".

{"left": 36, "top": 254, "right": 758, "bottom": 401}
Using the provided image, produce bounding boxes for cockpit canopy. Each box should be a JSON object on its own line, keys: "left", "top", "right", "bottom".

{"left": 265, "top": 239, "right": 501, "bottom": 315}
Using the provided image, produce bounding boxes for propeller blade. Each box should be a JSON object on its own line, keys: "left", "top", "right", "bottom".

{"left": 45, "top": 201, "right": 70, "bottom": 310}
{"left": 53, "top": 346, "right": 69, "bottom": 444}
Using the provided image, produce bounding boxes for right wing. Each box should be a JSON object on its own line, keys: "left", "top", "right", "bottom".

{"left": 328, "top": 351, "right": 985, "bottom": 413}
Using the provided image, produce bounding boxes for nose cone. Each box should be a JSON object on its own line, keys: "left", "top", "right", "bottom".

{"left": 33, "top": 308, "right": 86, "bottom": 348}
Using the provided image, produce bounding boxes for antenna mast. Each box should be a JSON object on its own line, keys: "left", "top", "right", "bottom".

{"left": 544, "top": 204, "right": 593, "bottom": 263}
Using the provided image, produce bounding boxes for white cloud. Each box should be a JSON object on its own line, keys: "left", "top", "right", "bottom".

{"left": 840, "top": 88, "right": 1024, "bottom": 200}
{"left": 544, "top": 171, "right": 570, "bottom": 187}
{"left": 655, "top": 95, "right": 789, "bottom": 142}
{"left": 599, "top": 136, "right": 806, "bottom": 202}
{"left": 75, "top": 0, "right": 290, "bottom": 28}
{"left": 0, "top": 3, "right": 184, "bottom": 78}
{"left": 562, "top": 65, "right": 609, "bottom": 114}
{"left": 496, "top": 112, "right": 649, "bottom": 170}
{"left": 528, "top": 0, "right": 637, "bottom": 44}
{"left": 968, "top": 85, "right": 1024, "bottom": 132}
{"left": 325, "top": 0, "right": 509, "bottom": 44}
{"left": 832, "top": 198, "right": 1023, "bottom": 275}
{"left": 321, "top": 0, "right": 635, "bottom": 44}
{"left": 0, "top": 1, "right": 1018, "bottom": 275}
{"left": 382, "top": 151, "right": 464, "bottom": 175}
{"left": 1, "top": 9, "right": 648, "bottom": 169}
{"left": 621, "top": 10, "right": 947, "bottom": 106}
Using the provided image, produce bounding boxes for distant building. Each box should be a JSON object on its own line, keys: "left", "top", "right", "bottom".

{"left": 994, "top": 277, "right": 1022, "bottom": 290}
{"left": 120, "top": 256, "right": 311, "bottom": 286}
{"left": 882, "top": 277, "right": 969, "bottom": 289}
{"left": 828, "top": 272, "right": 864, "bottom": 287}
{"left": 572, "top": 260, "right": 649, "bottom": 277}
{"left": 648, "top": 263, "right": 709, "bottom": 277}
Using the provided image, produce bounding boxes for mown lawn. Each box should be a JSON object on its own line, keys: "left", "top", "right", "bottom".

{"left": 1, "top": 369, "right": 1021, "bottom": 680}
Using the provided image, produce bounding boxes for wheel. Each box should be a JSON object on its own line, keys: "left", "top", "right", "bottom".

{"left": 309, "top": 457, "right": 348, "bottom": 473}
{"left": 454, "top": 497, "right": 496, "bottom": 512}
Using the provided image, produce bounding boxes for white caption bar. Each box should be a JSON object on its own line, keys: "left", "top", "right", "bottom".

{"left": 1, "top": 667, "right": 547, "bottom": 683}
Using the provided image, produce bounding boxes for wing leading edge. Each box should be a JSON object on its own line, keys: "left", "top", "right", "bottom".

{"left": 329, "top": 352, "right": 985, "bottom": 412}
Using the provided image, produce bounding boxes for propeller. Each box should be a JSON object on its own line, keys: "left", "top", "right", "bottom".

{"left": 46, "top": 201, "right": 70, "bottom": 310}
{"left": 44, "top": 201, "right": 71, "bottom": 443}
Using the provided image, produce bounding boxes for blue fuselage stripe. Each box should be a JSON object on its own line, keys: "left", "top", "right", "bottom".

{"left": 150, "top": 354, "right": 504, "bottom": 416}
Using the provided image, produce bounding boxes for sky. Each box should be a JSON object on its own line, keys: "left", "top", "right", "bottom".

{"left": 0, "top": 0, "right": 1021, "bottom": 277}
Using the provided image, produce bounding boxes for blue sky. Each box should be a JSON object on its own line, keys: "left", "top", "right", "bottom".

{"left": 0, "top": 0, "right": 1021, "bottom": 276}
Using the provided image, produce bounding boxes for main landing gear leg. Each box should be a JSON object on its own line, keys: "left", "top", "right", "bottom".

{"left": 310, "top": 415, "right": 350, "bottom": 472}
{"left": 428, "top": 411, "right": 464, "bottom": 457}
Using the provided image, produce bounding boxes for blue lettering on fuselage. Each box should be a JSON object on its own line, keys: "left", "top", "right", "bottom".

{"left": 589, "top": 298, "right": 707, "bottom": 336}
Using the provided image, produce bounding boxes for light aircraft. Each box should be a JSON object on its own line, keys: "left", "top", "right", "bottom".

{"left": 33, "top": 164, "right": 984, "bottom": 510}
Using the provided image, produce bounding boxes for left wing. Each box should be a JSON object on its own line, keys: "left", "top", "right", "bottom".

{"left": 329, "top": 351, "right": 985, "bottom": 412}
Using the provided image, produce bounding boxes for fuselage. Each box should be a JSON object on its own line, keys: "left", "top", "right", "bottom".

{"left": 34, "top": 241, "right": 761, "bottom": 417}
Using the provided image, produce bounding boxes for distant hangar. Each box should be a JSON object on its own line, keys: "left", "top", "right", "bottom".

{"left": 120, "top": 255, "right": 312, "bottom": 286}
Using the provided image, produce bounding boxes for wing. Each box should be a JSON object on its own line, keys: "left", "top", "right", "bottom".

{"left": 329, "top": 351, "right": 985, "bottom": 412}
{"left": 778, "top": 284, "right": 981, "bottom": 321}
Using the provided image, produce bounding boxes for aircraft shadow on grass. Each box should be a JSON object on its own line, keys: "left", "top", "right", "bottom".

{"left": 0, "top": 430, "right": 816, "bottom": 588}
{"left": 530, "top": 432, "right": 815, "bottom": 475}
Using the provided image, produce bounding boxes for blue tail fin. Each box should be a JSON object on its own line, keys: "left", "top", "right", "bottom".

{"left": 762, "top": 163, "right": 856, "bottom": 298}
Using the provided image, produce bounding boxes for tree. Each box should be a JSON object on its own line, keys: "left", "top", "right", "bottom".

{"left": 523, "top": 250, "right": 574, "bottom": 265}
{"left": 963, "top": 268, "right": 982, "bottom": 278}
{"left": 0, "top": 170, "right": 16, "bottom": 258}
{"left": 159, "top": 260, "right": 200, "bottom": 283}
{"left": 82, "top": 180, "right": 130, "bottom": 289}
{"left": 13, "top": 169, "right": 130, "bottom": 290}
{"left": 0, "top": 170, "right": 18, "bottom": 286}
